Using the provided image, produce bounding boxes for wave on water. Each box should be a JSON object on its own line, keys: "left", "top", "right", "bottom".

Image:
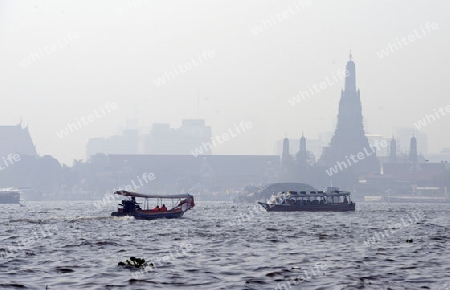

{"left": 0, "top": 201, "right": 449, "bottom": 289}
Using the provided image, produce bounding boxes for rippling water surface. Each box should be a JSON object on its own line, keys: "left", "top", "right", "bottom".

{"left": 0, "top": 201, "right": 449, "bottom": 289}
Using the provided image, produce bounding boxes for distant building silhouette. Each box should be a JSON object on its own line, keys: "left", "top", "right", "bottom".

{"left": 84, "top": 118, "right": 226, "bottom": 159}
{"left": 297, "top": 134, "right": 307, "bottom": 167}
{"left": 0, "top": 123, "right": 37, "bottom": 157}
{"left": 106, "top": 154, "right": 280, "bottom": 193}
{"left": 409, "top": 135, "right": 418, "bottom": 164}
{"left": 281, "top": 137, "right": 290, "bottom": 167}
{"left": 274, "top": 136, "right": 327, "bottom": 160}
{"left": 294, "top": 133, "right": 317, "bottom": 184}
{"left": 145, "top": 119, "right": 212, "bottom": 155}
{"left": 320, "top": 53, "right": 379, "bottom": 174}
{"left": 86, "top": 129, "right": 139, "bottom": 159}
{"left": 389, "top": 136, "right": 398, "bottom": 163}
{"left": 299, "top": 133, "right": 306, "bottom": 152}
{"left": 280, "top": 137, "right": 297, "bottom": 181}
{"left": 360, "top": 134, "right": 445, "bottom": 197}
{"left": 395, "top": 128, "right": 427, "bottom": 155}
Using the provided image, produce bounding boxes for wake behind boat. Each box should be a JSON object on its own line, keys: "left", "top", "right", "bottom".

{"left": 111, "top": 190, "right": 195, "bottom": 220}
{"left": 258, "top": 187, "right": 355, "bottom": 212}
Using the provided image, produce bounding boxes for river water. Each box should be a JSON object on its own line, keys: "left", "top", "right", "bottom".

{"left": 0, "top": 201, "right": 449, "bottom": 290}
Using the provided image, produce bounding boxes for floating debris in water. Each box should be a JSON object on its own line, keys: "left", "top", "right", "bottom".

{"left": 56, "top": 267, "right": 74, "bottom": 273}
{"left": 118, "top": 256, "right": 153, "bottom": 269}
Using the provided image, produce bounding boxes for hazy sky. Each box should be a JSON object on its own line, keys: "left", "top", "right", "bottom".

{"left": 0, "top": 0, "right": 448, "bottom": 165}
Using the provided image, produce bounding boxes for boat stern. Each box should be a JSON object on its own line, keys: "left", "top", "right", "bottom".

{"left": 180, "top": 195, "right": 195, "bottom": 212}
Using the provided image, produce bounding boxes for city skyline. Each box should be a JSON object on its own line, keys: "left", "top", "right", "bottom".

{"left": 0, "top": 1, "right": 448, "bottom": 165}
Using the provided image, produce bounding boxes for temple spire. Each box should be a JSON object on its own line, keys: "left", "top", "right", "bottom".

{"left": 300, "top": 133, "right": 306, "bottom": 153}
{"left": 409, "top": 135, "right": 418, "bottom": 163}
{"left": 344, "top": 52, "right": 356, "bottom": 93}
{"left": 320, "top": 54, "right": 379, "bottom": 176}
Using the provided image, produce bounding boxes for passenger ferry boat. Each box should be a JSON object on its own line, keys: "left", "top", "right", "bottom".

{"left": 258, "top": 187, "right": 355, "bottom": 212}
{"left": 0, "top": 188, "right": 21, "bottom": 204}
{"left": 111, "top": 190, "right": 195, "bottom": 220}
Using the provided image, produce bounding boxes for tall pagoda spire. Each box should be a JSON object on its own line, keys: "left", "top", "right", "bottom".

{"left": 320, "top": 53, "right": 379, "bottom": 176}
{"left": 300, "top": 133, "right": 306, "bottom": 153}
{"left": 344, "top": 51, "right": 356, "bottom": 93}
{"left": 409, "top": 135, "right": 418, "bottom": 163}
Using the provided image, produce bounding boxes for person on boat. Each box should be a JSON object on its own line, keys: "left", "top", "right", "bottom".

{"left": 161, "top": 204, "right": 167, "bottom": 211}
{"left": 343, "top": 196, "right": 348, "bottom": 204}
{"left": 153, "top": 205, "right": 160, "bottom": 211}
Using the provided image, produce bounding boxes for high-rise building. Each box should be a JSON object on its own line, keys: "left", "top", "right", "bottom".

{"left": 320, "top": 53, "right": 379, "bottom": 174}
{"left": 145, "top": 119, "right": 212, "bottom": 155}
{"left": 86, "top": 129, "right": 139, "bottom": 159}
{"left": 86, "top": 119, "right": 139, "bottom": 159}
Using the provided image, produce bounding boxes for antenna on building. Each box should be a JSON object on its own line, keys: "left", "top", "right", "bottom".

{"left": 349, "top": 50, "right": 353, "bottom": 61}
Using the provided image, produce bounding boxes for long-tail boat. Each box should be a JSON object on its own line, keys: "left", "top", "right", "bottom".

{"left": 111, "top": 190, "right": 195, "bottom": 220}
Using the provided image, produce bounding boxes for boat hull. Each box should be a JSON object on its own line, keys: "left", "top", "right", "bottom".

{"left": 134, "top": 211, "right": 184, "bottom": 220}
{"left": 110, "top": 191, "right": 195, "bottom": 220}
{"left": 0, "top": 192, "right": 21, "bottom": 204}
{"left": 111, "top": 210, "right": 185, "bottom": 220}
{"left": 258, "top": 202, "right": 355, "bottom": 212}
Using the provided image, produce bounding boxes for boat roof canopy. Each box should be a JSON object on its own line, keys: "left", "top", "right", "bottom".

{"left": 282, "top": 191, "right": 351, "bottom": 197}
{"left": 114, "top": 190, "right": 193, "bottom": 199}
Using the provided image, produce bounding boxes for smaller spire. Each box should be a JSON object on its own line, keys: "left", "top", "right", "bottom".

{"left": 349, "top": 50, "right": 353, "bottom": 61}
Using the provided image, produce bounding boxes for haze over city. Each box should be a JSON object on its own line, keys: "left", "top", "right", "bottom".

{"left": 0, "top": 0, "right": 448, "bottom": 165}
{"left": 1, "top": 2, "right": 450, "bottom": 289}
